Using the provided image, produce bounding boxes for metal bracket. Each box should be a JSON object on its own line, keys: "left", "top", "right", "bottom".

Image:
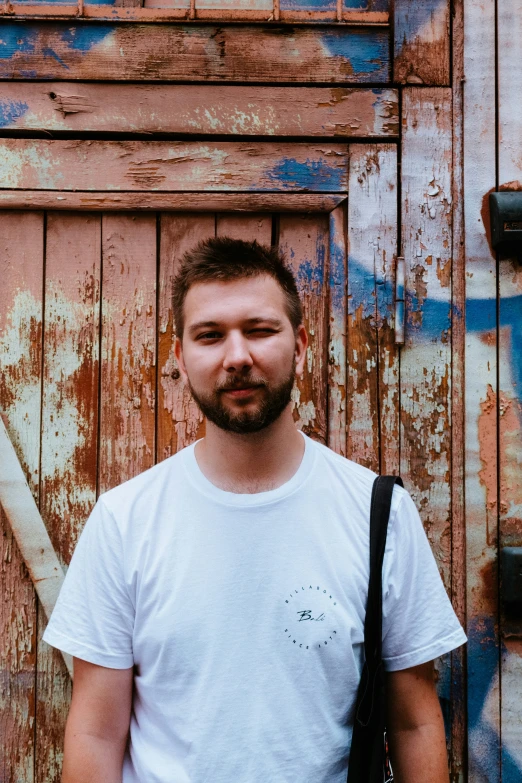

{"left": 395, "top": 256, "right": 405, "bottom": 345}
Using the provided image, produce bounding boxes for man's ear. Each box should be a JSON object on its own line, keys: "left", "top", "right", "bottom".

{"left": 174, "top": 336, "right": 189, "bottom": 384}
{"left": 294, "top": 324, "right": 308, "bottom": 378}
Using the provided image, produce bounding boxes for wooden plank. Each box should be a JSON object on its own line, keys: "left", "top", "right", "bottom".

{"left": 327, "top": 201, "right": 347, "bottom": 457}
{"left": 394, "top": 0, "right": 450, "bottom": 85}
{"left": 216, "top": 214, "right": 272, "bottom": 244}
{"left": 498, "top": 2, "right": 522, "bottom": 777}
{"left": 36, "top": 213, "right": 100, "bottom": 778}
{"left": 450, "top": 0, "right": 466, "bottom": 775}
{"left": 401, "top": 89, "right": 453, "bottom": 719}
{"left": 279, "top": 214, "right": 328, "bottom": 443}
{"left": 157, "top": 214, "right": 214, "bottom": 461}
{"left": 4, "top": 4, "right": 389, "bottom": 21}
{"left": 0, "top": 192, "right": 345, "bottom": 213}
{"left": 0, "top": 212, "right": 43, "bottom": 783}
{"left": 0, "top": 140, "right": 349, "bottom": 193}
{"left": 98, "top": 214, "right": 157, "bottom": 493}
{"left": 346, "top": 144, "right": 398, "bottom": 473}
{"left": 463, "top": 0, "right": 500, "bottom": 776}
{"left": 0, "top": 84, "right": 399, "bottom": 137}
{"left": 0, "top": 23, "right": 390, "bottom": 82}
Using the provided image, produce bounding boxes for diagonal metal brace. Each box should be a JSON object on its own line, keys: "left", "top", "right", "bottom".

{"left": 0, "top": 415, "right": 73, "bottom": 678}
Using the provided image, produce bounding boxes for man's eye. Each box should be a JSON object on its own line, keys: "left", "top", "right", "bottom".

{"left": 251, "top": 328, "right": 276, "bottom": 335}
{"left": 197, "top": 332, "right": 221, "bottom": 340}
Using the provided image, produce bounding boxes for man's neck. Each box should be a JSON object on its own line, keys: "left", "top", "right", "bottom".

{"left": 194, "top": 409, "right": 305, "bottom": 494}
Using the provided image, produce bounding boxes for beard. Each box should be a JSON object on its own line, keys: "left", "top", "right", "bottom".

{"left": 188, "top": 358, "right": 296, "bottom": 434}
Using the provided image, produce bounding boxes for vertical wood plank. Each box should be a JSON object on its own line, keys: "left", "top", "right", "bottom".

{"left": 463, "top": 0, "right": 500, "bottom": 776}
{"left": 498, "top": 1, "right": 522, "bottom": 777}
{"left": 401, "top": 88, "right": 453, "bottom": 722}
{"left": 279, "top": 214, "right": 328, "bottom": 443}
{"left": 216, "top": 214, "right": 272, "bottom": 245}
{"left": 394, "top": 0, "right": 450, "bottom": 86}
{"left": 450, "top": 0, "right": 467, "bottom": 775}
{"left": 347, "top": 144, "right": 398, "bottom": 473}
{"left": 327, "top": 202, "right": 347, "bottom": 457}
{"left": 0, "top": 212, "right": 44, "bottom": 783}
{"left": 99, "top": 214, "right": 157, "bottom": 493}
{"left": 158, "top": 214, "right": 215, "bottom": 461}
{"left": 36, "top": 213, "right": 101, "bottom": 782}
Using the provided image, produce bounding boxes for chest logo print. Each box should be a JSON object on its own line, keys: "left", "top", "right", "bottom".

{"left": 283, "top": 585, "right": 339, "bottom": 650}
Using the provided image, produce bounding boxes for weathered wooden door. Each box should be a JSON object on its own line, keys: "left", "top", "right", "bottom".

{"left": 5, "top": 0, "right": 521, "bottom": 779}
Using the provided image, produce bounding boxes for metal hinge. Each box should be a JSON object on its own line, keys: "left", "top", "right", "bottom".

{"left": 395, "top": 256, "right": 405, "bottom": 345}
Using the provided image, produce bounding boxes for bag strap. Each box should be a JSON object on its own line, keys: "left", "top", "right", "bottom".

{"left": 355, "top": 475, "right": 403, "bottom": 729}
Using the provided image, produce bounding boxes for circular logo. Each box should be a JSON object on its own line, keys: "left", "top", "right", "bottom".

{"left": 283, "top": 585, "right": 339, "bottom": 650}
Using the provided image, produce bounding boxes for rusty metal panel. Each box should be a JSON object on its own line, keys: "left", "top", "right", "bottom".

{"left": 279, "top": 214, "right": 329, "bottom": 443}
{"left": 0, "top": 140, "right": 349, "bottom": 193}
{"left": 401, "top": 89, "right": 453, "bottom": 723}
{"left": 0, "top": 23, "right": 390, "bottom": 82}
{"left": 36, "top": 213, "right": 101, "bottom": 779}
{"left": 0, "top": 84, "right": 398, "bottom": 137}
{"left": 463, "top": 0, "right": 500, "bottom": 777}
{"left": 0, "top": 212, "right": 44, "bottom": 783}
{"left": 393, "top": 0, "right": 450, "bottom": 85}
{"left": 346, "top": 144, "right": 398, "bottom": 473}
{"left": 99, "top": 214, "right": 157, "bottom": 492}
{"left": 498, "top": 1, "right": 522, "bottom": 776}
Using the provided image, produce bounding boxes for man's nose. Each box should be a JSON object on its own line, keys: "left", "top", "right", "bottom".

{"left": 222, "top": 332, "right": 253, "bottom": 373}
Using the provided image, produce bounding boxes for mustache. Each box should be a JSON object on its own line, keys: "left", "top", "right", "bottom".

{"left": 216, "top": 376, "right": 268, "bottom": 392}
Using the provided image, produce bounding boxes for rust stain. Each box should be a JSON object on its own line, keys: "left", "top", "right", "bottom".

{"left": 436, "top": 256, "right": 451, "bottom": 288}
{"left": 499, "top": 390, "right": 522, "bottom": 540}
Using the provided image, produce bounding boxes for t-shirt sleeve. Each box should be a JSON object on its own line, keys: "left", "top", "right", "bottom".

{"left": 381, "top": 490, "right": 467, "bottom": 671}
{"left": 42, "top": 497, "right": 134, "bottom": 669}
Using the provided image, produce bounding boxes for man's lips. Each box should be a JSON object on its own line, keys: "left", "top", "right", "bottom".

{"left": 221, "top": 385, "right": 262, "bottom": 398}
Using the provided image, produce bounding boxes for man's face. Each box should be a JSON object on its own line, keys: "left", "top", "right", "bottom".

{"left": 175, "top": 274, "right": 307, "bottom": 434}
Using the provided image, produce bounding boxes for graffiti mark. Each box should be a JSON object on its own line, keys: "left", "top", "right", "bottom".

{"left": 0, "top": 100, "right": 28, "bottom": 129}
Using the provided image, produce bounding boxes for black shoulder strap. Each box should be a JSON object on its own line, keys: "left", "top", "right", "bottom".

{"left": 355, "top": 475, "right": 403, "bottom": 729}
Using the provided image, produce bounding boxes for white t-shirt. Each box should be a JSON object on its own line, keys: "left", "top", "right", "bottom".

{"left": 43, "top": 432, "right": 466, "bottom": 783}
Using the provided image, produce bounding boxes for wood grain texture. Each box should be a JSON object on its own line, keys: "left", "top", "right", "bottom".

{"left": 393, "top": 0, "right": 450, "bottom": 85}
{"left": 157, "top": 213, "right": 214, "bottom": 461}
{"left": 463, "top": 0, "right": 500, "bottom": 777}
{"left": 0, "top": 22, "right": 390, "bottom": 82}
{"left": 327, "top": 202, "right": 347, "bottom": 457}
{"left": 450, "top": 0, "right": 466, "bottom": 775}
{"left": 99, "top": 214, "right": 157, "bottom": 493}
{"left": 0, "top": 140, "right": 349, "bottom": 193}
{"left": 216, "top": 213, "right": 272, "bottom": 244}
{"left": 36, "top": 213, "right": 101, "bottom": 781}
{"left": 0, "top": 212, "right": 44, "bottom": 783}
{"left": 0, "top": 83, "right": 399, "bottom": 137}
{"left": 279, "top": 214, "right": 328, "bottom": 443}
{"left": 498, "top": 2, "right": 522, "bottom": 776}
{"left": 0, "top": 192, "right": 345, "bottom": 213}
{"left": 401, "top": 89, "right": 453, "bottom": 718}
{"left": 346, "top": 144, "right": 398, "bottom": 473}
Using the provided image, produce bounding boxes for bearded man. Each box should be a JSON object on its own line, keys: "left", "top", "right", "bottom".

{"left": 44, "top": 237, "right": 466, "bottom": 783}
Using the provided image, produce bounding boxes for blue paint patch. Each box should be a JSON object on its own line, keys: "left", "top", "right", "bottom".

{"left": 395, "top": 0, "right": 447, "bottom": 56}
{"left": 320, "top": 30, "right": 389, "bottom": 81}
{"left": 265, "top": 158, "right": 344, "bottom": 192}
{"left": 406, "top": 288, "right": 451, "bottom": 338}
{"left": 0, "top": 99, "right": 29, "bottom": 128}
{"left": 42, "top": 47, "right": 69, "bottom": 69}
{"left": 280, "top": 0, "right": 335, "bottom": 10}
{"left": 0, "top": 24, "right": 38, "bottom": 59}
{"left": 328, "top": 224, "right": 346, "bottom": 313}
{"left": 59, "top": 25, "right": 115, "bottom": 52}
{"left": 297, "top": 257, "right": 325, "bottom": 291}
{"left": 348, "top": 256, "right": 376, "bottom": 321}
{"left": 467, "top": 616, "right": 501, "bottom": 782}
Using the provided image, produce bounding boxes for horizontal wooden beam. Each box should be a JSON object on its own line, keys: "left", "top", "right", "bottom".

{"left": 0, "top": 416, "right": 72, "bottom": 678}
{"left": 0, "top": 22, "right": 390, "bottom": 82}
{"left": 2, "top": 5, "right": 389, "bottom": 24}
{"left": 0, "top": 140, "right": 349, "bottom": 192}
{"left": 0, "top": 191, "right": 346, "bottom": 211}
{"left": 0, "top": 83, "right": 399, "bottom": 137}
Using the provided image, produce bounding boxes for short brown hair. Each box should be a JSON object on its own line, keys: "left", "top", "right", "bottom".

{"left": 172, "top": 237, "right": 303, "bottom": 339}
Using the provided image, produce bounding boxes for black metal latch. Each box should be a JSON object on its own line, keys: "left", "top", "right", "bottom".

{"left": 490, "top": 192, "right": 522, "bottom": 253}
